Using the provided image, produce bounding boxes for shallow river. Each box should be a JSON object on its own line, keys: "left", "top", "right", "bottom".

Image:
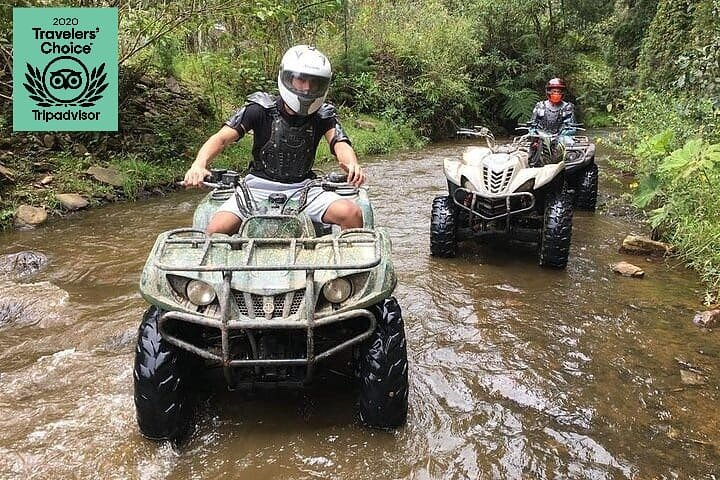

{"left": 1, "top": 138, "right": 718, "bottom": 479}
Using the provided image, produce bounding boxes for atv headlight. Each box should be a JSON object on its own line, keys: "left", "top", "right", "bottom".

{"left": 322, "top": 277, "right": 352, "bottom": 304}
{"left": 186, "top": 280, "right": 216, "bottom": 306}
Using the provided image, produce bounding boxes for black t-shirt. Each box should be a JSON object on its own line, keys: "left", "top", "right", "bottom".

{"left": 224, "top": 96, "right": 339, "bottom": 179}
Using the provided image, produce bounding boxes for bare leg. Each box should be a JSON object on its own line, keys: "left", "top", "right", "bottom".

{"left": 207, "top": 211, "right": 243, "bottom": 235}
{"left": 322, "top": 199, "right": 363, "bottom": 230}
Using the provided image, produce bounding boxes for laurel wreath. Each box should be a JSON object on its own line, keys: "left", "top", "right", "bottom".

{"left": 23, "top": 62, "right": 109, "bottom": 107}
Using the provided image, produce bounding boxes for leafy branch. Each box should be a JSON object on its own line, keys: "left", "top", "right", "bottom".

{"left": 119, "top": 0, "right": 237, "bottom": 65}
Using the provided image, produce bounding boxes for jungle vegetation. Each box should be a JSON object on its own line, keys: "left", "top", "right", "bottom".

{"left": 0, "top": 0, "right": 718, "bottom": 302}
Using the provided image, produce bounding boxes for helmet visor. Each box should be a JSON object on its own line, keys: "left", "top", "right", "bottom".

{"left": 280, "top": 70, "right": 330, "bottom": 98}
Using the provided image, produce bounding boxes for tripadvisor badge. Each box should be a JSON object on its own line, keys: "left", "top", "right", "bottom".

{"left": 13, "top": 8, "right": 118, "bottom": 131}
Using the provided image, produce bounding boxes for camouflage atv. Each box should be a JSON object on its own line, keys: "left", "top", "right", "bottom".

{"left": 430, "top": 126, "right": 573, "bottom": 268}
{"left": 134, "top": 170, "right": 408, "bottom": 442}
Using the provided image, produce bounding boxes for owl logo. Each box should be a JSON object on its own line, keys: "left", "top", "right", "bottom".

{"left": 23, "top": 55, "right": 108, "bottom": 107}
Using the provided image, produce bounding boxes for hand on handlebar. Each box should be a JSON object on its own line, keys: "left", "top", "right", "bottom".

{"left": 183, "top": 164, "right": 211, "bottom": 188}
{"left": 343, "top": 162, "right": 365, "bottom": 186}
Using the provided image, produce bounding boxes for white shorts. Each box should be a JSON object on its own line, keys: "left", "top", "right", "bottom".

{"left": 217, "top": 174, "right": 342, "bottom": 224}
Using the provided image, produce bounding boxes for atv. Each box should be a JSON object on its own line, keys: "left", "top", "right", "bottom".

{"left": 562, "top": 128, "right": 598, "bottom": 212}
{"left": 134, "top": 169, "right": 408, "bottom": 442}
{"left": 430, "top": 126, "right": 574, "bottom": 268}
{"left": 525, "top": 122, "right": 598, "bottom": 211}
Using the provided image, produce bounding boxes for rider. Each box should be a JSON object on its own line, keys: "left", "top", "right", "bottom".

{"left": 528, "top": 77, "right": 576, "bottom": 138}
{"left": 183, "top": 45, "right": 365, "bottom": 235}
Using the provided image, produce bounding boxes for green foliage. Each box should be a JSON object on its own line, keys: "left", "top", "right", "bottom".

{"left": 637, "top": 0, "right": 693, "bottom": 89}
{"left": 631, "top": 132, "right": 720, "bottom": 303}
{"left": 497, "top": 86, "right": 541, "bottom": 121}
{"left": 112, "top": 156, "right": 179, "bottom": 200}
{"left": 614, "top": 91, "right": 720, "bottom": 155}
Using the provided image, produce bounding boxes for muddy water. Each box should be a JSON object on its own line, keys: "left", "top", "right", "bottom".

{"left": 1, "top": 137, "right": 718, "bottom": 479}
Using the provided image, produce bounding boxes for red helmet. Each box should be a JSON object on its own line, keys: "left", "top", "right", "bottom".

{"left": 545, "top": 77, "right": 566, "bottom": 103}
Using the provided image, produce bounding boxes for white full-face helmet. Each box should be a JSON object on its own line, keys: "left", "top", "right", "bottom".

{"left": 278, "top": 45, "right": 332, "bottom": 116}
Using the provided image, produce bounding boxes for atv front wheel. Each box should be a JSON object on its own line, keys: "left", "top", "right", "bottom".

{"left": 539, "top": 191, "right": 573, "bottom": 268}
{"left": 134, "top": 306, "right": 192, "bottom": 442}
{"left": 358, "top": 297, "right": 409, "bottom": 429}
{"left": 573, "top": 162, "right": 598, "bottom": 211}
{"left": 430, "top": 196, "right": 457, "bottom": 257}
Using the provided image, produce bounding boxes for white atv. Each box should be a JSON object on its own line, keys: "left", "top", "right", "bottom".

{"left": 430, "top": 126, "right": 574, "bottom": 268}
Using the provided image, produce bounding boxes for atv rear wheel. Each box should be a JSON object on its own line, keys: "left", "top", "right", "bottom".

{"left": 539, "top": 191, "right": 573, "bottom": 268}
{"left": 573, "top": 162, "right": 598, "bottom": 211}
{"left": 430, "top": 195, "right": 457, "bottom": 257}
{"left": 134, "top": 306, "right": 193, "bottom": 442}
{"left": 358, "top": 297, "right": 409, "bottom": 429}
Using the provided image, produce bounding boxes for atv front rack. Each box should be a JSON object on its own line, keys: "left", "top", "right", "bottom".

{"left": 154, "top": 227, "right": 382, "bottom": 272}
{"left": 151, "top": 228, "right": 383, "bottom": 384}
{"left": 452, "top": 187, "right": 535, "bottom": 222}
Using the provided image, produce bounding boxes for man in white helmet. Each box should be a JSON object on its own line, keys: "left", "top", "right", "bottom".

{"left": 184, "top": 45, "right": 365, "bottom": 235}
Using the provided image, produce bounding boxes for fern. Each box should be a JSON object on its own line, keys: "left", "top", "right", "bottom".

{"left": 498, "top": 87, "right": 541, "bottom": 121}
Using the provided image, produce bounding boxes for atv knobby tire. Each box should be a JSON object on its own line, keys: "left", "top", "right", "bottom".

{"left": 134, "top": 306, "right": 192, "bottom": 442}
{"left": 430, "top": 196, "right": 458, "bottom": 257}
{"left": 572, "top": 162, "right": 598, "bottom": 212}
{"left": 539, "top": 191, "right": 573, "bottom": 268}
{"left": 358, "top": 297, "right": 409, "bottom": 429}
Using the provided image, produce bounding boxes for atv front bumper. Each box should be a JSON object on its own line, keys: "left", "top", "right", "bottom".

{"left": 451, "top": 186, "right": 535, "bottom": 222}
{"left": 159, "top": 302, "right": 376, "bottom": 368}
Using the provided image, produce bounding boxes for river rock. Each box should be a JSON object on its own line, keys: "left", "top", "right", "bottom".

{"left": 166, "top": 76, "right": 182, "bottom": 93}
{"left": 680, "top": 369, "right": 707, "bottom": 386}
{"left": 620, "top": 235, "right": 671, "bottom": 256}
{"left": 41, "top": 134, "right": 56, "bottom": 148}
{"left": 693, "top": 309, "right": 720, "bottom": 328}
{"left": 55, "top": 193, "right": 89, "bottom": 211}
{"left": 14, "top": 205, "right": 48, "bottom": 228}
{"left": 0, "top": 279, "right": 69, "bottom": 328}
{"left": 0, "top": 251, "right": 48, "bottom": 278}
{"left": 354, "top": 119, "right": 377, "bottom": 130}
{"left": 612, "top": 261, "right": 645, "bottom": 278}
{"left": 74, "top": 143, "right": 88, "bottom": 155}
{"left": 86, "top": 166, "right": 124, "bottom": 187}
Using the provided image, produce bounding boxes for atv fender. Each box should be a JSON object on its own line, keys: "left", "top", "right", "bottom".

{"left": 528, "top": 162, "right": 565, "bottom": 189}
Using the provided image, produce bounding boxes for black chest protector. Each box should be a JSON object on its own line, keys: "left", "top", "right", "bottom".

{"left": 258, "top": 108, "right": 317, "bottom": 183}
{"left": 534, "top": 100, "right": 572, "bottom": 133}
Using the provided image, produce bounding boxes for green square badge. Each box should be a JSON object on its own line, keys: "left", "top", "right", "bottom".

{"left": 12, "top": 8, "right": 118, "bottom": 131}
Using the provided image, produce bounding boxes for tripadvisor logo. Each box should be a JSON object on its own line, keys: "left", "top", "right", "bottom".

{"left": 13, "top": 8, "right": 118, "bottom": 131}
{"left": 24, "top": 55, "right": 109, "bottom": 109}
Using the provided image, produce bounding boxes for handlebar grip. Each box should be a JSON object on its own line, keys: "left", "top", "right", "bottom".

{"left": 327, "top": 172, "right": 348, "bottom": 183}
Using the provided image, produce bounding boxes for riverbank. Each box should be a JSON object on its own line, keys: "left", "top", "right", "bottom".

{"left": 0, "top": 73, "right": 424, "bottom": 230}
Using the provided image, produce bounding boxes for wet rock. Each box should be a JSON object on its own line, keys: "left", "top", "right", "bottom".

{"left": 0, "top": 279, "right": 69, "bottom": 328}
{"left": 693, "top": 309, "right": 720, "bottom": 328}
{"left": 14, "top": 205, "right": 48, "bottom": 228}
{"left": 55, "top": 193, "right": 89, "bottom": 211}
{"left": 612, "top": 261, "right": 645, "bottom": 278}
{"left": 0, "top": 251, "right": 48, "bottom": 278}
{"left": 620, "top": 235, "right": 671, "bottom": 256}
{"left": 85, "top": 165, "right": 124, "bottom": 187}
